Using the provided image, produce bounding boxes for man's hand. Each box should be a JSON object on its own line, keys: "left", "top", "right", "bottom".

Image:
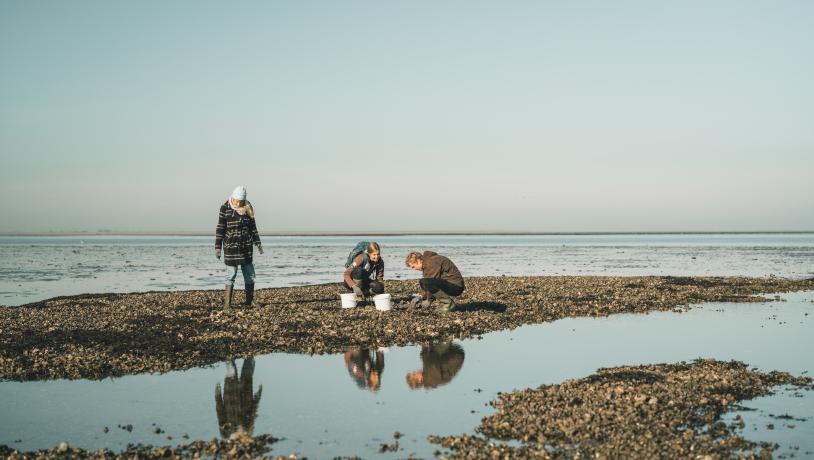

{"left": 215, "top": 248, "right": 221, "bottom": 260}
{"left": 257, "top": 244, "right": 264, "bottom": 255}
{"left": 410, "top": 295, "right": 430, "bottom": 308}
{"left": 352, "top": 285, "right": 364, "bottom": 299}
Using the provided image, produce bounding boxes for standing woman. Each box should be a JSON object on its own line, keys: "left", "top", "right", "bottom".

{"left": 216, "top": 186, "right": 263, "bottom": 308}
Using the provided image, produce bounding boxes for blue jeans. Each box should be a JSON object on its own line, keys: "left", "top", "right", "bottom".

{"left": 225, "top": 263, "right": 255, "bottom": 286}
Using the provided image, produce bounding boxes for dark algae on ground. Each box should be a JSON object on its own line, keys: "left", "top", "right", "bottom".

{"left": 429, "top": 360, "right": 814, "bottom": 459}
{"left": 1, "top": 276, "right": 813, "bottom": 381}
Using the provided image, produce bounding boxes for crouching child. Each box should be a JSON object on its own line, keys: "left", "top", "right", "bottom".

{"left": 405, "top": 251, "right": 464, "bottom": 312}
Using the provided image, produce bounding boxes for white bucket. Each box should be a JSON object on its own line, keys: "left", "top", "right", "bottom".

{"left": 340, "top": 293, "right": 357, "bottom": 309}
{"left": 373, "top": 293, "right": 392, "bottom": 311}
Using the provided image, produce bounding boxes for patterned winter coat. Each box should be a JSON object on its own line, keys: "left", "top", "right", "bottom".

{"left": 215, "top": 201, "right": 261, "bottom": 266}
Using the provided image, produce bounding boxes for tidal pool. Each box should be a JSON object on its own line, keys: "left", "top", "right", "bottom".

{"left": 1, "top": 292, "right": 812, "bottom": 458}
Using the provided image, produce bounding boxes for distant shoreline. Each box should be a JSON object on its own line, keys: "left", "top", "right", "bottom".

{"left": 1, "top": 231, "right": 813, "bottom": 237}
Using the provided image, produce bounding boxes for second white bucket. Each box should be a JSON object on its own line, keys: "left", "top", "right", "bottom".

{"left": 340, "top": 292, "right": 357, "bottom": 309}
{"left": 373, "top": 293, "right": 392, "bottom": 311}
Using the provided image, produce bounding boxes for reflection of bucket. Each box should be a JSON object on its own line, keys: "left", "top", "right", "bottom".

{"left": 340, "top": 293, "right": 357, "bottom": 309}
{"left": 373, "top": 293, "right": 392, "bottom": 311}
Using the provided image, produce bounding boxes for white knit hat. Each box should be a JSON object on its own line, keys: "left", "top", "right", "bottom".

{"left": 230, "top": 185, "right": 247, "bottom": 201}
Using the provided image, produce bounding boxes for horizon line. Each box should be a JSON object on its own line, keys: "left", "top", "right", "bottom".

{"left": 1, "top": 230, "right": 813, "bottom": 237}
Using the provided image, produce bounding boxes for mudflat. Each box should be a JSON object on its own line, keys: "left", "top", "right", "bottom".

{"left": 0, "top": 434, "right": 280, "bottom": 460}
{"left": 430, "top": 359, "right": 813, "bottom": 459}
{"left": 2, "top": 276, "right": 812, "bottom": 381}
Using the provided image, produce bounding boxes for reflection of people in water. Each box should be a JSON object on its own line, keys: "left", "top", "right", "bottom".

{"left": 406, "top": 342, "right": 465, "bottom": 390}
{"left": 344, "top": 348, "right": 385, "bottom": 392}
{"left": 215, "top": 357, "right": 263, "bottom": 439}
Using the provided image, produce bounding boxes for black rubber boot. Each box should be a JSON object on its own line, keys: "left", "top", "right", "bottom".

{"left": 224, "top": 284, "right": 233, "bottom": 310}
{"left": 244, "top": 283, "right": 254, "bottom": 308}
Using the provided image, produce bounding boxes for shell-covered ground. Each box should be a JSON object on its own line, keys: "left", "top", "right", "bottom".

{"left": 429, "top": 359, "right": 813, "bottom": 459}
{"left": 2, "top": 276, "right": 813, "bottom": 381}
{"left": 0, "top": 434, "right": 281, "bottom": 460}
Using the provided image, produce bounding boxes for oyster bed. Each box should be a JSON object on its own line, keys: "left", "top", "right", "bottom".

{"left": 0, "top": 435, "right": 280, "bottom": 460}
{"left": 430, "top": 359, "right": 813, "bottom": 459}
{"left": 2, "top": 276, "right": 812, "bottom": 381}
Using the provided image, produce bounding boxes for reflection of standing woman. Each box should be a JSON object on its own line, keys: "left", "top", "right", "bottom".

{"left": 216, "top": 186, "right": 263, "bottom": 309}
{"left": 215, "top": 357, "right": 263, "bottom": 439}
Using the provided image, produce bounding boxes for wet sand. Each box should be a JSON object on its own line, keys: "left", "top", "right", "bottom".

{"left": 2, "top": 276, "right": 812, "bottom": 382}
{"left": 430, "top": 359, "right": 813, "bottom": 459}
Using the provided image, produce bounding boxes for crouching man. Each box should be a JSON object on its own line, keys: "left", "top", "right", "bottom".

{"left": 405, "top": 251, "right": 464, "bottom": 312}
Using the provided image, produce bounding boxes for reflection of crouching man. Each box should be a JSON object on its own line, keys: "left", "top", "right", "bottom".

{"left": 406, "top": 251, "right": 465, "bottom": 312}
{"left": 406, "top": 342, "right": 465, "bottom": 390}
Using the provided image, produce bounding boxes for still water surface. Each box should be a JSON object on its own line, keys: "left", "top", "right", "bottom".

{"left": 1, "top": 292, "right": 812, "bottom": 458}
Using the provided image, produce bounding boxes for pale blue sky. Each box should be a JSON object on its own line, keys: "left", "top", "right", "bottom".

{"left": 1, "top": 1, "right": 812, "bottom": 232}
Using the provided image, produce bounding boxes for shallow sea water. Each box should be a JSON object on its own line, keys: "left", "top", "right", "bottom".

{"left": 1, "top": 292, "right": 812, "bottom": 458}
{"left": 2, "top": 233, "right": 813, "bottom": 307}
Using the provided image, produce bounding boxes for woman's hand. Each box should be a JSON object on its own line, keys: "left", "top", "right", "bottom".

{"left": 215, "top": 248, "right": 221, "bottom": 259}
{"left": 352, "top": 285, "right": 365, "bottom": 299}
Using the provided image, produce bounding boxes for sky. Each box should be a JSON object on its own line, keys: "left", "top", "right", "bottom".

{"left": 1, "top": 0, "right": 812, "bottom": 233}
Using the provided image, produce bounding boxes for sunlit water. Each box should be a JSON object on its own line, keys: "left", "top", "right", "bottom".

{"left": 1, "top": 292, "right": 812, "bottom": 458}
{"left": 2, "top": 233, "right": 813, "bottom": 306}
